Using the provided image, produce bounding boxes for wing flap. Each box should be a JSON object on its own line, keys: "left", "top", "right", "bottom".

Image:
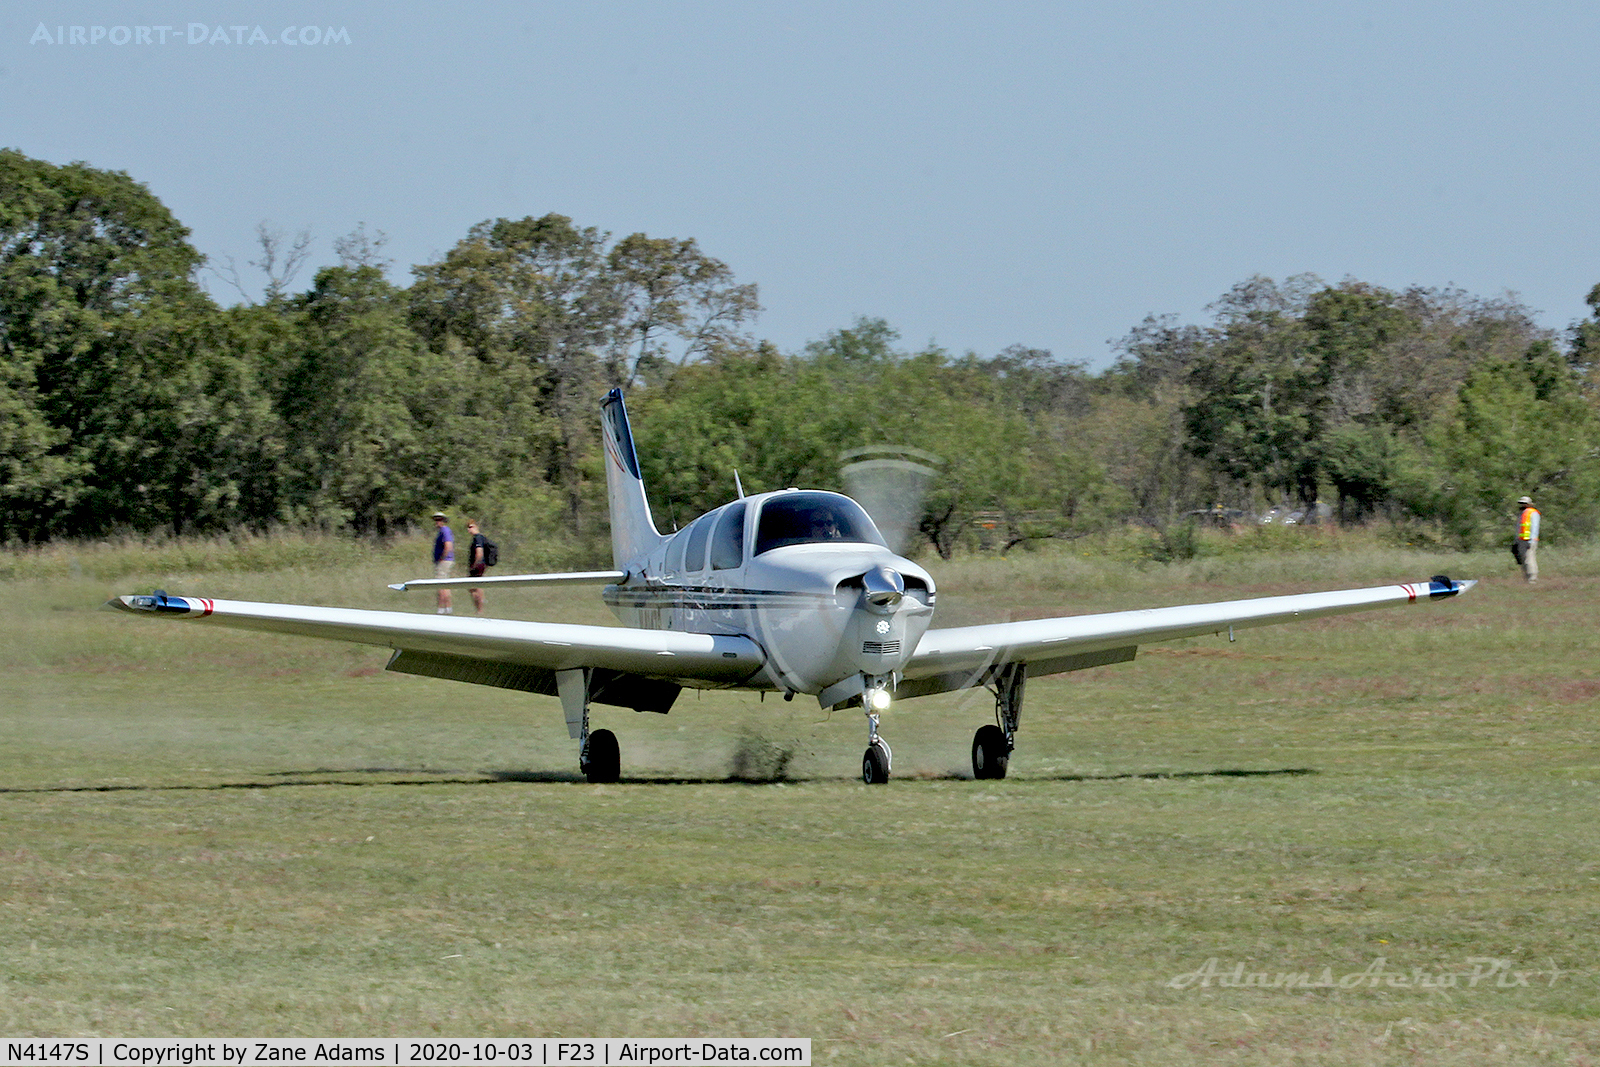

{"left": 106, "top": 593, "right": 764, "bottom": 686}
{"left": 896, "top": 646, "right": 1136, "bottom": 699}
{"left": 385, "top": 650, "right": 682, "bottom": 713}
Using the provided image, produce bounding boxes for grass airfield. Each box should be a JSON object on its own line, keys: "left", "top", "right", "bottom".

{"left": 2, "top": 537, "right": 1599, "bottom": 1063}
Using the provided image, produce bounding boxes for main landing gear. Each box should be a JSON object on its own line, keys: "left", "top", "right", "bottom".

{"left": 582, "top": 728, "right": 620, "bottom": 784}
{"left": 559, "top": 667, "right": 621, "bottom": 783}
{"left": 972, "top": 663, "right": 1024, "bottom": 780}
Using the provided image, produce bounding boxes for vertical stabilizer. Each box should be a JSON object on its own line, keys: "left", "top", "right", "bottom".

{"left": 600, "top": 389, "right": 663, "bottom": 570}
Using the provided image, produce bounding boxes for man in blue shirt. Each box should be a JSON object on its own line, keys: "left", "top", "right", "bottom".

{"left": 432, "top": 511, "right": 455, "bottom": 614}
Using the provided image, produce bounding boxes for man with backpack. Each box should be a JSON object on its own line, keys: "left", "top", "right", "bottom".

{"left": 466, "top": 519, "right": 497, "bottom": 613}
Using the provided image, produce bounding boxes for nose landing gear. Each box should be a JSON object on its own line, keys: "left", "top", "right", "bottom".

{"left": 818, "top": 672, "right": 899, "bottom": 784}
{"left": 861, "top": 679, "right": 894, "bottom": 784}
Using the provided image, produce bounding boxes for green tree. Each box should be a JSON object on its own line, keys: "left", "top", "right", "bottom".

{"left": 633, "top": 319, "right": 1117, "bottom": 560}
{"left": 0, "top": 350, "right": 78, "bottom": 539}
{"left": 411, "top": 215, "right": 762, "bottom": 535}
{"left": 607, "top": 233, "right": 760, "bottom": 383}
{"left": 273, "top": 266, "right": 495, "bottom": 534}
{"left": 0, "top": 150, "right": 278, "bottom": 537}
{"left": 1436, "top": 342, "right": 1600, "bottom": 544}
{"left": 1301, "top": 283, "right": 1415, "bottom": 425}
{"left": 1571, "top": 282, "right": 1600, "bottom": 388}
{"left": 1168, "top": 277, "right": 1553, "bottom": 525}
{"left": 1100, "top": 317, "right": 1212, "bottom": 522}
{"left": 1106, "top": 314, "right": 1210, "bottom": 402}
{"left": 1182, "top": 276, "right": 1324, "bottom": 507}
{"left": 634, "top": 341, "right": 841, "bottom": 528}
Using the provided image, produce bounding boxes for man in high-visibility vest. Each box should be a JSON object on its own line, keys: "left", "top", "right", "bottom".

{"left": 1514, "top": 495, "right": 1540, "bottom": 583}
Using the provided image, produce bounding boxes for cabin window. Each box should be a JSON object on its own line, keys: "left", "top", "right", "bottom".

{"left": 684, "top": 510, "right": 715, "bottom": 572}
{"left": 754, "top": 492, "right": 886, "bottom": 555}
{"left": 665, "top": 529, "right": 687, "bottom": 573}
{"left": 710, "top": 501, "right": 746, "bottom": 570}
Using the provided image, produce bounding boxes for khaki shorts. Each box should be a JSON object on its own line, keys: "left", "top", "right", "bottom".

{"left": 434, "top": 560, "right": 454, "bottom": 580}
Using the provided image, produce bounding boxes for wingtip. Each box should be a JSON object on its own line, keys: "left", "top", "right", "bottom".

{"left": 1428, "top": 575, "right": 1476, "bottom": 598}
{"left": 104, "top": 592, "right": 165, "bottom": 613}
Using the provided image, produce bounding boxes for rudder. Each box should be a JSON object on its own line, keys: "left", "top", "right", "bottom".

{"left": 600, "top": 389, "right": 663, "bottom": 569}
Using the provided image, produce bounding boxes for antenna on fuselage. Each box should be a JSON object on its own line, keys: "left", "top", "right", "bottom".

{"left": 734, "top": 470, "right": 746, "bottom": 499}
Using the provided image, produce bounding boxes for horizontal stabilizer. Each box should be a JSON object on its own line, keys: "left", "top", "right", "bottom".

{"left": 388, "top": 570, "right": 626, "bottom": 591}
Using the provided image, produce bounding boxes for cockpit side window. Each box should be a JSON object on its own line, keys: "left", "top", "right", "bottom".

{"left": 754, "top": 493, "right": 886, "bottom": 555}
{"left": 710, "top": 500, "right": 746, "bottom": 570}
{"left": 665, "top": 528, "right": 687, "bottom": 573}
{"left": 684, "top": 510, "right": 716, "bottom": 572}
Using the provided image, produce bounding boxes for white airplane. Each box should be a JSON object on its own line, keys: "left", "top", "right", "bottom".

{"left": 109, "top": 389, "right": 1476, "bottom": 784}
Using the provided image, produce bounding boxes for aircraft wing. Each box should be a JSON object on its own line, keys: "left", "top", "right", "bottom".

{"left": 898, "top": 576, "right": 1475, "bottom": 698}
{"left": 387, "top": 570, "right": 627, "bottom": 591}
{"left": 104, "top": 591, "right": 764, "bottom": 712}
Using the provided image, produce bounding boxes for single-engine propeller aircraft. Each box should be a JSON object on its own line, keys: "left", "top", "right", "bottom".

{"left": 110, "top": 390, "right": 1476, "bottom": 784}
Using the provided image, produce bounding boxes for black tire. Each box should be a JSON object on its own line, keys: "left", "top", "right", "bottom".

{"left": 972, "top": 724, "right": 1009, "bottom": 780}
{"left": 862, "top": 743, "right": 890, "bottom": 785}
{"left": 584, "top": 729, "right": 621, "bottom": 784}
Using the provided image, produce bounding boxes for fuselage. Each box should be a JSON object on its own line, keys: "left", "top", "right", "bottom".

{"left": 601, "top": 489, "right": 935, "bottom": 697}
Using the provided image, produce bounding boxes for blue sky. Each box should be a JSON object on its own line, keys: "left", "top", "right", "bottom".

{"left": 5, "top": 1, "right": 1599, "bottom": 367}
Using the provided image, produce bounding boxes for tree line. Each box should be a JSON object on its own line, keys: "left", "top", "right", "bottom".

{"left": 4, "top": 148, "right": 1599, "bottom": 556}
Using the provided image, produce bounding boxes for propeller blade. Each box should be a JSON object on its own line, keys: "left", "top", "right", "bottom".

{"left": 840, "top": 445, "right": 941, "bottom": 555}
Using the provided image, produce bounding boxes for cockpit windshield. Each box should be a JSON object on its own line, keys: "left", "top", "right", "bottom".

{"left": 754, "top": 492, "right": 887, "bottom": 555}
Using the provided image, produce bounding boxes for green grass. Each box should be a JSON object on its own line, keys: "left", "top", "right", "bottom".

{"left": 2, "top": 537, "right": 1598, "bottom": 1062}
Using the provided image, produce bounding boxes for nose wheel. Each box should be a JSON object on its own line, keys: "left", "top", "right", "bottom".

{"left": 862, "top": 739, "right": 891, "bottom": 784}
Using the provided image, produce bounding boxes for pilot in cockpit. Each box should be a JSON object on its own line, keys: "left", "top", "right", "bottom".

{"left": 811, "top": 512, "right": 843, "bottom": 541}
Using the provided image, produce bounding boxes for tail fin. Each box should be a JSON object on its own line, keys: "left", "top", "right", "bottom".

{"left": 600, "top": 389, "right": 663, "bottom": 570}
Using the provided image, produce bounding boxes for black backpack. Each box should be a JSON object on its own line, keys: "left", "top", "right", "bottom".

{"left": 480, "top": 536, "right": 498, "bottom": 567}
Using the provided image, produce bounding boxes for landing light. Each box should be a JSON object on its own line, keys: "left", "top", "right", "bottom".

{"left": 870, "top": 689, "right": 892, "bottom": 711}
